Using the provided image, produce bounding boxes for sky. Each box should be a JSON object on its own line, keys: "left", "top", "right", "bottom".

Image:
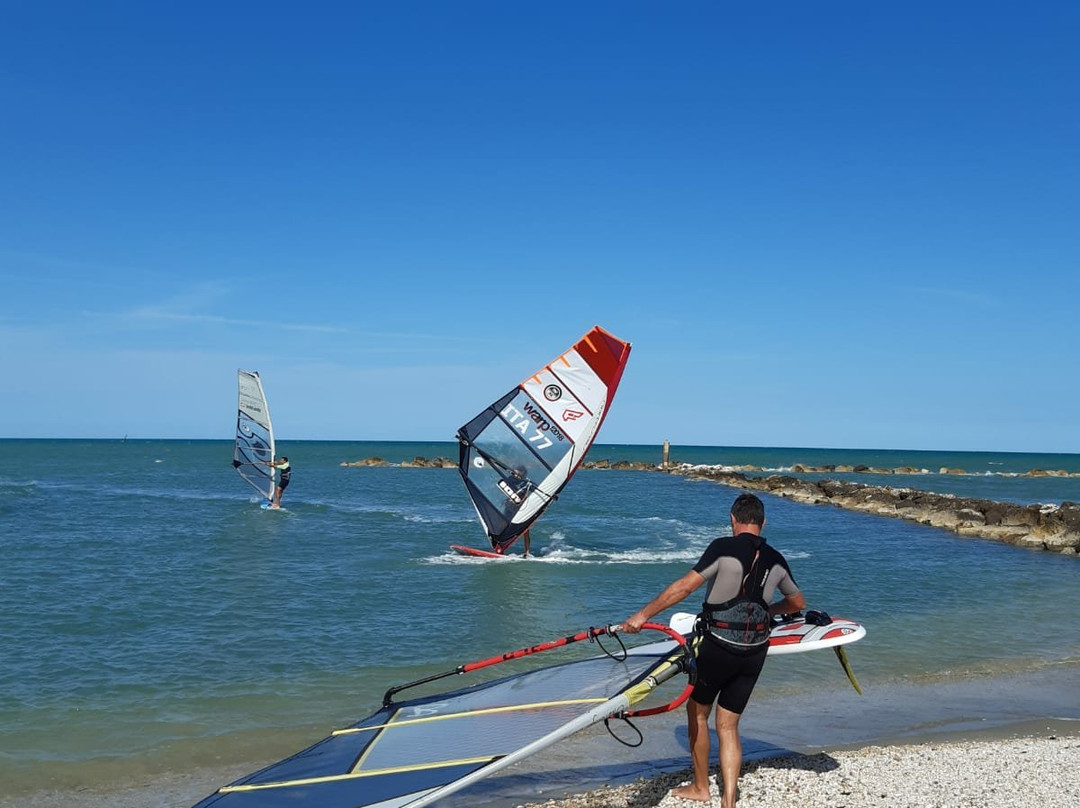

{"left": 1, "top": 1, "right": 1077, "bottom": 452}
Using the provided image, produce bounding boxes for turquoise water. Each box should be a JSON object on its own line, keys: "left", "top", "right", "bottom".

{"left": 1, "top": 440, "right": 1079, "bottom": 802}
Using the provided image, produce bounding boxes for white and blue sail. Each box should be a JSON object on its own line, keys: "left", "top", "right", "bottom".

{"left": 233, "top": 369, "right": 275, "bottom": 503}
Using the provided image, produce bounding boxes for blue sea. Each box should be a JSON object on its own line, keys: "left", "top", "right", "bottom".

{"left": 2, "top": 440, "right": 1079, "bottom": 807}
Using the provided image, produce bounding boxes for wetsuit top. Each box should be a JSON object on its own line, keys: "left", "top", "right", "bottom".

{"left": 692, "top": 532, "right": 800, "bottom": 648}
{"left": 693, "top": 532, "right": 799, "bottom": 613}
{"left": 277, "top": 461, "right": 291, "bottom": 484}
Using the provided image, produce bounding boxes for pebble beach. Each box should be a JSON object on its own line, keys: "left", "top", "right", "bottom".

{"left": 520, "top": 731, "right": 1080, "bottom": 808}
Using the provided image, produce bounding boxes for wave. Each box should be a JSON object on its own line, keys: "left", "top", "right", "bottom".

{"left": 424, "top": 541, "right": 707, "bottom": 566}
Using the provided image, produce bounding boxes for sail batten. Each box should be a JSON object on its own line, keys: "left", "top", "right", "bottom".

{"left": 234, "top": 370, "right": 275, "bottom": 502}
{"left": 457, "top": 326, "right": 631, "bottom": 551}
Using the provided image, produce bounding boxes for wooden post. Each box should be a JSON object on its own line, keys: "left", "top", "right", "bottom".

{"left": 662, "top": 440, "right": 670, "bottom": 467}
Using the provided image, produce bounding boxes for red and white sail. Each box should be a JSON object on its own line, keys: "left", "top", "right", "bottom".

{"left": 457, "top": 326, "right": 631, "bottom": 551}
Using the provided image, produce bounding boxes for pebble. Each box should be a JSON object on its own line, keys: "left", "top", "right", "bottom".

{"left": 518, "top": 734, "right": 1079, "bottom": 808}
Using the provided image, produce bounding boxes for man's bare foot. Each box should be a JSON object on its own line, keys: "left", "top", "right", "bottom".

{"left": 670, "top": 784, "right": 712, "bottom": 802}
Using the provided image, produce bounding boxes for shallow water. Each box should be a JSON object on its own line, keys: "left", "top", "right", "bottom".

{"left": 1, "top": 439, "right": 1077, "bottom": 803}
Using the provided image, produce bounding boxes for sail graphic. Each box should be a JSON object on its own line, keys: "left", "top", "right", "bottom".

{"left": 233, "top": 370, "right": 275, "bottom": 502}
{"left": 457, "top": 326, "right": 631, "bottom": 552}
{"left": 189, "top": 623, "right": 691, "bottom": 808}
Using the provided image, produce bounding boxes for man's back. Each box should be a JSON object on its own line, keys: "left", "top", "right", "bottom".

{"left": 693, "top": 533, "right": 798, "bottom": 606}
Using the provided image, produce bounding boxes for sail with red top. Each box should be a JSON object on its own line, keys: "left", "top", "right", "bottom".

{"left": 457, "top": 326, "right": 632, "bottom": 552}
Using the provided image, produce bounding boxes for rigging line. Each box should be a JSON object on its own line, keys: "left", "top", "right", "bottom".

{"left": 332, "top": 698, "right": 610, "bottom": 735}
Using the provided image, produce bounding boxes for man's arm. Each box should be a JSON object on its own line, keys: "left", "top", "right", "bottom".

{"left": 768, "top": 590, "right": 806, "bottom": 617}
{"left": 623, "top": 569, "right": 705, "bottom": 633}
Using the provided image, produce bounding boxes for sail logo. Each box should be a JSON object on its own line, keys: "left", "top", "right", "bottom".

{"left": 562, "top": 409, "right": 584, "bottom": 422}
{"left": 498, "top": 479, "right": 524, "bottom": 503}
{"left": 543, "top": 384, "right": 562, "bottom": 401}
{"left": 500, "top": 401, "right": 566, "bottom": 449}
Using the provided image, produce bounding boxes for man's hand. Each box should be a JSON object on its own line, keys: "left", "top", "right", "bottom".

{"left": 623, "top": 611, "right": 648, "bottom": 633}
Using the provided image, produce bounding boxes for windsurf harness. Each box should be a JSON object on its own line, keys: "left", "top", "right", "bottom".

{"left": 701, "top": 536, "right": 772, "bottom": 648}
{"left": 457, "top": 326, "right": 631, "bottom": 552}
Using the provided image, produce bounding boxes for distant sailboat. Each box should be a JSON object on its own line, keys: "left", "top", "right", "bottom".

{"left": 454, "top": 326, "right": 632, "bottom": 556}
{"left": 233, "top": 370, "right": 275, "bottom": 505}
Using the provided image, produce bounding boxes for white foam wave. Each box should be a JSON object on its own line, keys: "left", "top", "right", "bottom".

{"left": 424, "top": 543, "right": 707, "bottom": 566}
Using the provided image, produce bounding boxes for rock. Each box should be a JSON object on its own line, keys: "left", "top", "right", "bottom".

{"left": 341, "top": 457, "right": 390, "bottom": 467}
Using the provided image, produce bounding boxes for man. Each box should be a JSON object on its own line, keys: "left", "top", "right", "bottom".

{"left": 261, "top": 456, "right": 291, "bottom": 509}
{"left": 623, "top": 493, "right": 805, "bottom": 807}
{"left": 495, "top": 466, "right": 533, "bottom": 557}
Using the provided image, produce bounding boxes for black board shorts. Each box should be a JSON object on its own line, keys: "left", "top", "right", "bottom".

{"left": 690, "top": 636, "right": 768, "bottom": 714}
{"left": 279, "top": 476, "right": 290, "bottom": 490}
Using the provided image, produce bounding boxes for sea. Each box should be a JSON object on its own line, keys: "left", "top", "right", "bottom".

{"left": 2, "top": 440, "right": 1079, "bottom": 807}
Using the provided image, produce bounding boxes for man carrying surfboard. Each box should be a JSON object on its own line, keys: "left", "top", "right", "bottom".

{"left": 624, "top": 493, "right": 805, "bottom": 808}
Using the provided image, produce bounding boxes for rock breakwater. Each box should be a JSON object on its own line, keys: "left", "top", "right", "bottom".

{"left": 672, "top": 465, "right": 1080, "bottom": 556}
{"left": 335, "top": 456, "right": 1080, "bottom": 556}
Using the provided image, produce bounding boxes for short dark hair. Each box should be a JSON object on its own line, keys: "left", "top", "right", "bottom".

{"left": 281, "top": 456, "right": 288, "bottom": 462}
{"left": 730, "top": 493, "right": 765, "bottom": 526}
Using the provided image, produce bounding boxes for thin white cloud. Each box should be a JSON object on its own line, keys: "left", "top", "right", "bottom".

{"left": 909, "top": 286, "right": 997, "bottom": 307}
{"left": 120, "top": 307, "right": 350, "bottom": 334}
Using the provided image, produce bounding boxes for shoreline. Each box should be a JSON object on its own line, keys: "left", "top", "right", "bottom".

{"left": 7, "top": 663, "right": 1078, "bottom": 808}
{"left": 517, "top": 726, "right": 1080, "bottom": 808}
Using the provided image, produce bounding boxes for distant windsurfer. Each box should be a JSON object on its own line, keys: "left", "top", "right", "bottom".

{"left": 260, "top": 456, "right": 291, "bottom": 508}
{"left": 623, "top": 493, "right": 805, "bottom": 807}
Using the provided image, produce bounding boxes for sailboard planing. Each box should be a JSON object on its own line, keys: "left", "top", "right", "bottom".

{"left": 455, "top": 325, "right": 632, "bottom": 557}
{"left": 232, "top": 369, "right": 276, "bottom": 508}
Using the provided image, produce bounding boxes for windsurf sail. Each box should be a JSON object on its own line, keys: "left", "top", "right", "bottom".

{"left": 190, "top": 623, "right": 692, "bottom": 808}
{"left": 233, "top": 369, "right": 275, "bottom": 502}
{"left": 457, "top": 325, "right": 632, "bottom": 552}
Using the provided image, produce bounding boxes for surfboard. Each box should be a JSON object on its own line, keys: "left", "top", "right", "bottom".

{"left": 450, "top": 544, "right": 510, "bottom": 559}
{"left": 260, "top": 502, "right": 285, "bottom": 511}
{"left": 668, "top": 610, "right": 865, "bottom": 693}
{"left": 668, "top": 611, "right": 866, "bottom": 654}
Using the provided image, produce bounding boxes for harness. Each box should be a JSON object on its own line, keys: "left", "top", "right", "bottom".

{"left": 699, "top": 536, "right": 772, "bottom": 649}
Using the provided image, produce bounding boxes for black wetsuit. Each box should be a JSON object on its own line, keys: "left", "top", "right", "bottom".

{"left": 277, "top": 461, "right": 291, "bottom": 490}
{"left": 689, "top": 533, "right": 800, "bottom": 713}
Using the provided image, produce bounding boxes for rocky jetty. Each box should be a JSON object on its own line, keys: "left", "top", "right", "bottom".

{"left": 335, "top": 456, "right": 1080, "bottom": 556}
{"left": 340, "top": 456, "right": 456, "bottom": 468}
{"left": 340, "top": 457, "right": 390, "bottom": 467}
{"left": 672, "top": 465, "right": 1080, "bottom": 556}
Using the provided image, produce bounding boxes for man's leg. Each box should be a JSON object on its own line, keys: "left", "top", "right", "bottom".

{"left": 715, "top": 706, "right": 743, "bottom": 808}
{"left": 670, "top": 699, "right": 713, "bottom": 802}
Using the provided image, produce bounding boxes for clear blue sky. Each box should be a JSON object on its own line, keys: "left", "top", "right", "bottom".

{"left": 2, "top": 2, "right": 1077, "bottom": 452}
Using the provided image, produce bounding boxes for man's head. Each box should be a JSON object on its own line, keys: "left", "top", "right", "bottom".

{"left": 280, "top": 456, "right": 288, "bottom": 463}
{"left": 730, "top": 493, "right": 765, "bottom": 530}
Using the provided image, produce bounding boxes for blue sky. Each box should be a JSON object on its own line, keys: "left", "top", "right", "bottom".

{"left": 1, "top": 2, "right": 1077, "bottom": 452}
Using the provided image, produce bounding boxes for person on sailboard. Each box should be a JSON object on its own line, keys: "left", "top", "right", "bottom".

{"left": 623, "top": 493, "right": 805, "bottom": 808}
{"left": 260, "top": 456, "right": 291, "bottom": 509}
{"left": 494, "top": 466, "right": 533, "bottom": 557}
